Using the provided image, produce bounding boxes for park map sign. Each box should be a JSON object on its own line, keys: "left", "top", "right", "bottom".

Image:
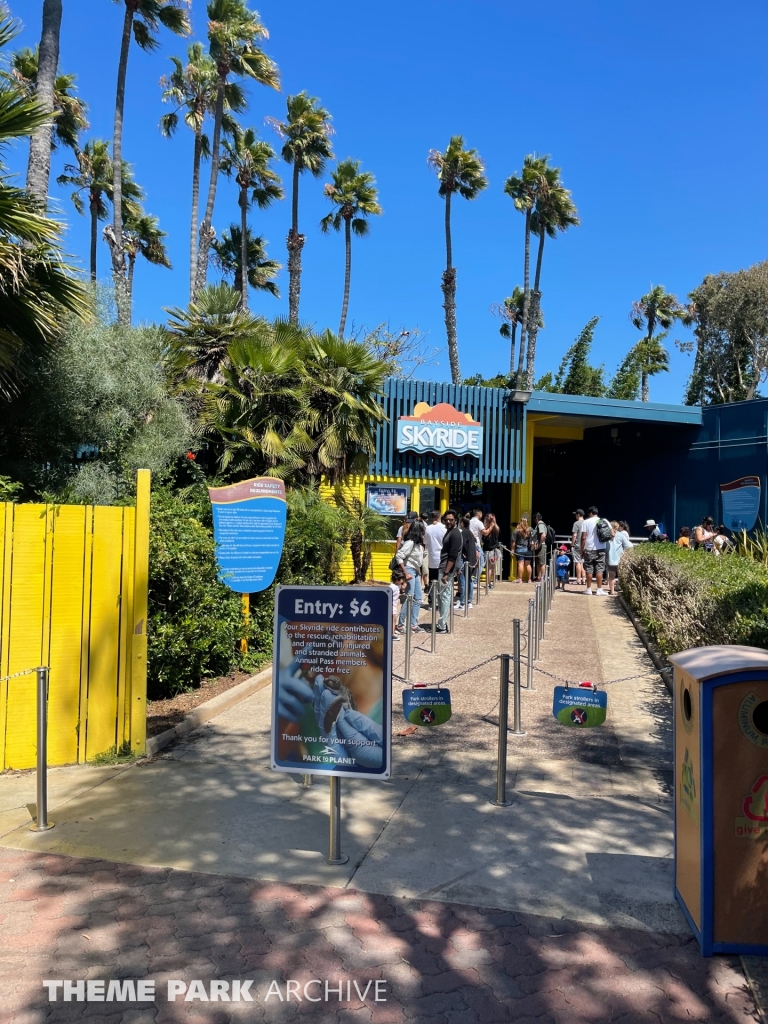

{"left": 208, "top": 477, "right": 287, "bottom": 594}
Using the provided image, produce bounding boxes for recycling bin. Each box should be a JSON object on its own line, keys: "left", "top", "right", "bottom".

{"left": 671, "top": 645, "right": 768, "bottom": 955}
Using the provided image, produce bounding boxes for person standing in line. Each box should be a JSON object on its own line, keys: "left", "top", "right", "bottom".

{"left": 389, "top": 567, "right": 408, "bottom": 642}
{"left": 581, "top": 505, "right": 607, "bottom": 595}
{"left": 469, "top": 508, "right": 486, "bottom": 581}
{"left": 571, "top": 510, "right": 586, "bottom": 584}
{"left": 395, "top": 518, "right": 426, "bottom": 633}
{"left": 531, "top": 512, "right": 548, "bottom": 581}
{"left": 482, "top": 513, "right": 501, "bottom": 587}
{"left": 512, "top": 517, "right": 533, "bottom": 584}
{"left": 555, "top": 545, "right": 570, "bottom": 590}
{"left": 606, "top": 519, "right": 632, "bottom": 595}
{"left": 644, "top": 519, "right": 663, "bottom": 542}
{"left": 436, "top": 511, "right": 462, "bottom": 633}
{"left": 677, "top": 526, "right": 691, "bottom": 548}
{"left": 456, "top": 515, "right": 479, "bottom": 609}
{"left": 425, "top": 509, "right": 446, "bottom": 605}
{"left": 396, "top": 510, "right": 418, "bottom": 550}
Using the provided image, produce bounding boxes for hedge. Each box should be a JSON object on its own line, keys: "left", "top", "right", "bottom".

{"left": 618, "top": 544, "right": 768, "bottom": 655}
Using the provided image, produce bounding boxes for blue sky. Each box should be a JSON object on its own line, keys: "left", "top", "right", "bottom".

{"left": 10, "top": 1, "right": 768, "bottom": 403}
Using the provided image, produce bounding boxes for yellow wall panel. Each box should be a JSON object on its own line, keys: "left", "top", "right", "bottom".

{"left": 47, "top": 506, "right": 87, "bottom": 765}
{"left": 85, "top": 507, "right": 124, "bottom": 759}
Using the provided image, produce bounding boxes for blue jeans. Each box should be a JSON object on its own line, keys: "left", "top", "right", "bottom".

{"left": 437, "top": 570, "right": 455, "bottom": 630}
{"left": 398, "top": 572, "right": 423, "bottom": 629}
{"left": 458, "top": 561, "right": 475, "bottom": 605}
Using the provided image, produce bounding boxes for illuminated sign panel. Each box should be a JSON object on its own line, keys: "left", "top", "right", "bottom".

{"left": 396, "top": 402, "right": 483, "bottom": 458}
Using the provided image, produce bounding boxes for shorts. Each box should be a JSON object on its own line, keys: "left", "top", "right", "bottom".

{"left": 515, "top": 549, "right": 532, "bottom": 562}
{"left": 535, "top": 548, "right": 546, "bottom": 566}
{"left": 583, "top": 548, "right": 606, "bottom": 575}
{"left": 572, "top": 550, "right": 583, "bottom": 564}
{"left": 607, "top": 565, "right": 618, "bottom": 580}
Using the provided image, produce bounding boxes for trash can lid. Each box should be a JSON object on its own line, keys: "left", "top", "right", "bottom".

{"left": 669, "top": 645, "right": 768, "bottom": 681}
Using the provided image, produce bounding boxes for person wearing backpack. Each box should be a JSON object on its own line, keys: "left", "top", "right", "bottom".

{"left": 531, "top": 512, "right": 549, "bottom": 581}
{"left": 580, "top": 505, "right": 610, "bottom": 595}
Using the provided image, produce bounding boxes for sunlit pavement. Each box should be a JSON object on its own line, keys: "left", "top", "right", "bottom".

{"left": 0, "top": 582, "right": 761, "bottom": 1021}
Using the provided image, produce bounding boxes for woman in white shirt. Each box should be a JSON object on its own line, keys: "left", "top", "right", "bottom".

{"left": 395, "top": 519, "right": 426, "bottom": 633}
{"left": 606, "top": 520, "right": 633, "bottom": 595}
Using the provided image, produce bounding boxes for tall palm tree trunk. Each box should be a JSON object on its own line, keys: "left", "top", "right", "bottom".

{"left": 442, "top": 190, "right": 460, "bottom": 385}
{"left": 189, "top": 128, "right": 203, "bottom": 302}
{"left": 126, "top": 254, "right": 136, "bottom": 320}
{"left": 338, "top": 215, "right": 352, "bottom": 337}
{"left": 641, "top": 370, "right": 649, "bottom": 402}
{"left": 111, "top": 3, "right": 134, "bottom": 324}
{"left": 194, "top": 76, "right": 225, "bottom": 298}
{"left": 524, "top": 226, "right": 546, "bottom": 389}
{"left": 89, "top": 196, "right": 99, "bottom": 282}
{"left": 515, "top": 209, "right": 531, "bottom": 388}
{"left": 239, "top": 185, "right": 249, "bottom": 312}
{"left": 287, "top": 161, "right": 303, "bottom": 325}
{"left": 508, "top": 323, "right": 518, "bottom": 377}
{"left": 26, "top": 0, "right": 62, "bottom": 203}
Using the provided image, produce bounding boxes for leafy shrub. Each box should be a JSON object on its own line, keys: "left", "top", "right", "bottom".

{"left": 618, "top": 544, "right": 768, "bottom": 654}
{"left": 147, "top": 483, "right": 343, "bottom": 699}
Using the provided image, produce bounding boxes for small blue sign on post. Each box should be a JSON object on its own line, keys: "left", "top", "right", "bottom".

{"left": 271, "top": 585, "right": 392, "bottom": 779}
{"left": 552, "top": 685, "right": 608, "bottom": 727}
{"left": 208, "top": 477, "right": 287, "bottom": 594}
{"left": 402, "top": 687, "right": 452, "bottom": 727}
{"left": 721, "top": 476, "right": 761, "bottom": 532}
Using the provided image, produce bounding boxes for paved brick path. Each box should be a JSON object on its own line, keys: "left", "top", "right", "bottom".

{"left": 0, "top": 847, "right": 756, "bottom": 1024}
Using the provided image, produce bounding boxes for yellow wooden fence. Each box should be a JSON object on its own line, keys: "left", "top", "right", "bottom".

{"left": 0, "top": 471, "right": 150, "bottom": 770}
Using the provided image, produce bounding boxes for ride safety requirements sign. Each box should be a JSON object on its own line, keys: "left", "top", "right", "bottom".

{"left": 271, "top": 585, "right": 392, "bottom": 780}
{"left": 208, "top": 477, "right": 287, "bottom": 594}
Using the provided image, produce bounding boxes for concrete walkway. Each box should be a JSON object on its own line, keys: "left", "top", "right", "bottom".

{"left": 0, "top": 583, "right": 758, "bottom": 1023}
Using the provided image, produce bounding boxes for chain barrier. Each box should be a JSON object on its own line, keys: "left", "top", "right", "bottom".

{"left": 0, "top": 667, "right": 40, "bottom": 683}
{"left": 393, "top": 653, "right": 501, "bottom": 686}
{"left": 518, "top": 660, "right": 670, "bottom": 688}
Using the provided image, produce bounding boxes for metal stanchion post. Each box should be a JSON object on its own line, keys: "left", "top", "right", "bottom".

{"left": 490, "top": 654, "right": 512, "bottom": 806}
{"left": 30, "top": 667, "right": 53, "bottom": 833}
{"left": 511, "top": 619, "right": 526, "bottom": 736}
{"left": 430, "top": 582, "right": 437, "bottom": 653}
{"left": 449, "top": 576, "right": 455, "bottom": 634}
{"left": 302, "top": 774, "right": 313, "bottom": 787}
{"left": 485, "top": 558, "right": 489, "bottom": 598}
{"left": 526, "top": 599, "right": 535, "bottom": 689}
{"left": 475, "top": 560, "right": 481, "bottom": 605}
{"left": 463, "top": 563, "right": 470, "bottom": 617}
{"left": 404, "top": 596, "right": 412, "bottom": 682}
{"left": 327, "top": 776, "right": 348, "bottom": 865}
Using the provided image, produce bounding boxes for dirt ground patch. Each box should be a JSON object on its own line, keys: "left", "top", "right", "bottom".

{"left": 146, "top": 670, "right": 256, "bottom": 736}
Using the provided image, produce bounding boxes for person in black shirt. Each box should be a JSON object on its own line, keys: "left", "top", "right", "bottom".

{"left": 457, "top": 515, "right": 479, "bottom": 609}
{"left": 437, "top": 510, "right": 462, "bottom": 632}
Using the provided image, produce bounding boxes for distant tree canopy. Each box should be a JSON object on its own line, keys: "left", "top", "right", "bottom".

{"left": 685, "top": 261, "right": 768, "bottom": 405}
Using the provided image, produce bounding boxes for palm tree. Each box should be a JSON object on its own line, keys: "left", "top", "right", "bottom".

{"left": 320, "top": 159, "right": 381, "bottom": 338}
{"left": 194, "top": 0, "right": 279, "bottom": 298}
{"left": 266, "top": 92, "right": 334, "bottom": 324}
{"left": 524, "top": 161, "right": 579, "bottom": 388}
{"left": 630, "top": 285, "right": 684, "bottom": 400}
{"left": 504, "top": 154, "right": 549, "bottom": 388}
{"left": 492, "top": 287, "right": 525, "bottom": 376}
{"left": 218, "top": 127, "right": 282, "bottom": 310}
{"left": 110, "top": 0, "right": 190, "bottom": 323}
{"left": 124, "top": 208, "right": 171, "bottom": 316}
{"left": 9, "top": 46, "right": 88, "bottom": 182}
{"left": 24, "top": 0, "right": 62, "bottom": 202}
{"left": 332, "top": 490, "right": 390, "bottom": 583}
{"left": 160, "top": 42, "right": 246, "bottom": 301}
{"left": 57, "top": 139, "right": 142, "bottom": 280}
{"left": 166, "top": 281, "right": 263, "bottom": 386}
{"left": 427, "top": 136, "right": 487, "bottom": 385}
{"left": 0, "top": 10, "right": 87, "bottom": 396}
{"left": 212, "top": 224, "right": 280, "bottom": 298}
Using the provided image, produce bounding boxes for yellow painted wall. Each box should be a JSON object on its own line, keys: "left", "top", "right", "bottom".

{"left": 321, "top": 474, "right": 448, "bottom": 582}
{"left": 0, "top": 472, "right": 150, "bottom": 770}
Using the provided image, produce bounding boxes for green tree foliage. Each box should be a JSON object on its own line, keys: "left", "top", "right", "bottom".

{"left": 428, "top": 136, "right": 487, "bottom": 385}
{"left": 549, "top": 316, "right": 605, "bottom": 396}
{"left": 684, "top": 261, "right": 768, "bottom": 405}
{"left": 267, "top": 92, "right": 334, "bottom": 325}
{"left": 0, "top": 307, "right": 192, "bottom": 501}
{"left": 606, "top": 349, "right": 641, "bottom": 401}
{"left": 320, "top": 158, "right": 381, "bottom": 337}
{"left": 212, "top": 224, "right": 280, "bottom": 298}
{"left": 629, "top": 284, "right": 683, "bottom": 401}
{"left": 8, "top": 45, "right": 88, "bottom": 154}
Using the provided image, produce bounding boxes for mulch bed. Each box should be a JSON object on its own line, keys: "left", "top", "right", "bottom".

{"left": 146, "top": 669, "right": 256, "bottom": 737}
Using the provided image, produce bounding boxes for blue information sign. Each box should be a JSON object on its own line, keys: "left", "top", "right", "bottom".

{"left": 208, "top": 477, "right": 287, "bottom": 594}
{"left": 721, "top": 476, "right": 761, "bottom": 532}
{"left": 552, "top": 686, "right": 607, "bottom": 727}
{"left": 271, "top": 585, "right": 392, "bottom": 779}
{"left": 402, "top": 687, "right": 452, "bottom": 726}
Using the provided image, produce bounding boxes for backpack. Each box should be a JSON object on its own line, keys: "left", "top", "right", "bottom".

{"left": 596, "top": 518, "right": 613, "bottom": 543}
{"left": 546, "top": 524, "right": 556, "bottom": 549}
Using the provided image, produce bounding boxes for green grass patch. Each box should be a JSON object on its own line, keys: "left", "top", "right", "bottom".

{"left": 88, "top": 742, "right": 135, "bottom": 766}
{"left": 618, "top": 544, "right": 768, "bottom": 655}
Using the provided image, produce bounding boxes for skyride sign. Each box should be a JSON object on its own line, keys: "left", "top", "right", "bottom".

{"left": 397, "top": 402, "right": 483, "bottom": 458}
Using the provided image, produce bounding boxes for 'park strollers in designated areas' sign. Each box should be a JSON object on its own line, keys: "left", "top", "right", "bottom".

{"left": 208, "top": 477, "right": 287, "bottom": 593}
{"left": 552, "top": 685, "right": 608, "bottom": 727}
{"left": 402, "top": 687, "right": 452, "bottom": 726}
{"left": 721, "top": 476, "right": 762, "bottom": 532}
{"left": 271, "top": 585, "right": 392, "bottom": 779}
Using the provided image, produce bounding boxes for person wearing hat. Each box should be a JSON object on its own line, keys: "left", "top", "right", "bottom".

{"left": 644, "top": 519, "right": 662, "bottom": 542}
{"left": 555, "top": 544, "right": 571, "bottom": 591}
{"left": 571, "top": 509, "right": 585, "bottom": 584}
